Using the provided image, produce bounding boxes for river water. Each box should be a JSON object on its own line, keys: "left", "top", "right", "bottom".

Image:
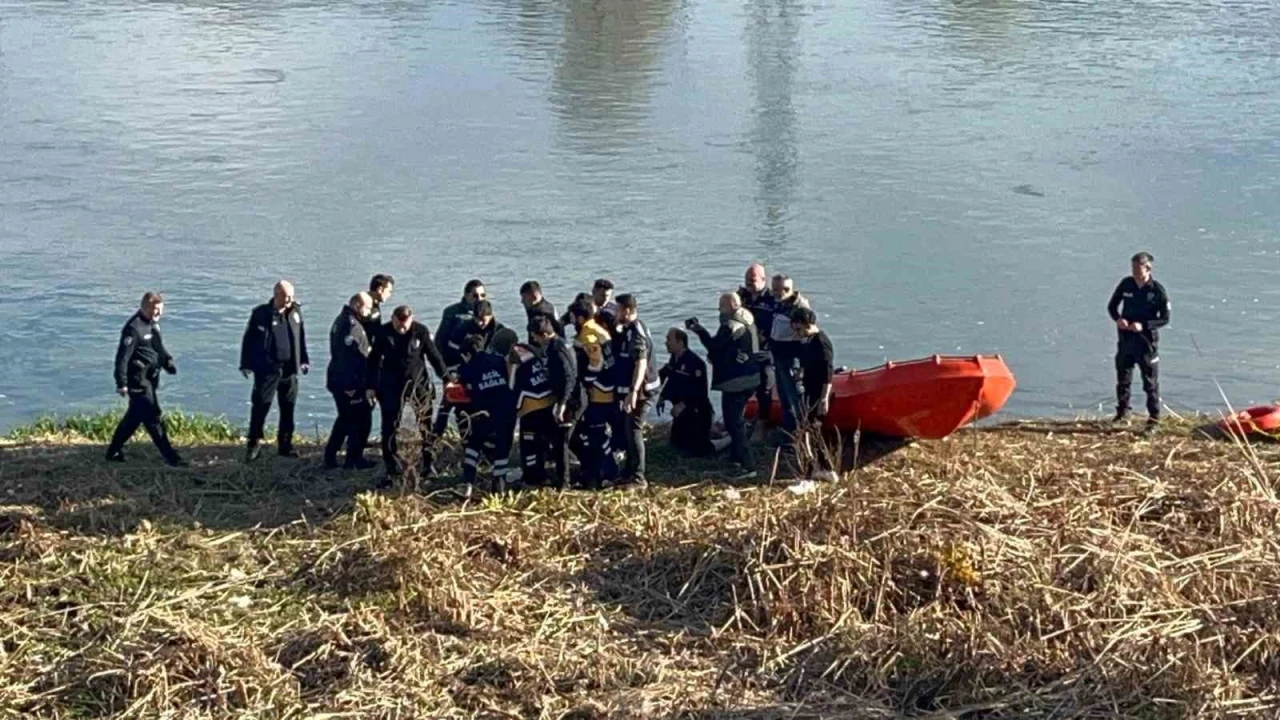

{"left": 2, "top": 0, "right": 1279, "bottom": 432}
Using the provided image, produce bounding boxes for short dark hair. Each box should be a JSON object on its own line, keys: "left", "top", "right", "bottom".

{"left": 1131, "top": 252, "right": 1154, "bottom": 265}
{"left": 593, "top": 278, "right": 614, "bottom": 292}
{"left": 772, "top": 273, "right": 790, "bottom": 284}
{"left": 392, "top": 305, "right": 413, "bottom": 321}
{"left": 370, "top": 274, "right": 395, "bottom": 292}
{"left": 463, "top": 334, "right": 486, "bottom": 356}
{"left": 668, "top": 327, "right": 689, "bottom": 347}
{"left": 790, "top": 306, "right": 817, "bottom": 326}
{"left": 569, "top": 299, "right": 595, "bottom": 321}
{"left": 573, "top": 292, "right": 592, "bottom": 304}
{"left": 527, "top": 316, "right": 554, "bottom": 337}
{"left": 519, "top": 280, "right": 541, "bottom": 297}
{"left": 464, "top": 279, "right": 485, "bottom": 296}
{"left": 140, "top": 291, "right": 165, "bottom": 307}
{"left": 474, "top": 300, "right": 494, "bottom": 318}
{"left": 492, "top": 328, "right": 519, "bottom": 357}
{"left": 615, "top": 293, "right": 637, "bottom": 311}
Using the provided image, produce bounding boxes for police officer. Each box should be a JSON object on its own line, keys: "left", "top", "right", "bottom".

{"left": 446, "top": 300, "right": 506, "bottom": 362}
{"left": 592, "top": 278, "right": 618, "bottom": 329}
{"left": 433, "top": 279, "right": 486, "bottom": 435}
{"left": 367, "top": 305, "right": 447, "bottom": 480}
{"left": 364, "top": 274, "right": 395, "bottom": 334}
{"left": 105, "top": 292, "right": 186, "bottom": 467}
{"left": 657, "top": 327, "right": 717, "bottom": 457}
{"left": 457, "top": 334, "right": 517, "bottom": 491}
{"left": 544, "top": 316, "right": 580, "bottom": 489}
{"left": 511, "top": 316, "right": 560, "bottom": 487}
{"left": 520, "top": 280, "right": 564, "bottom": 337}
{"left": 613, "top": 293, "right": 660, "bottom": 488}
{"left": 239, "top": 280, "right": 309, "bottom": 462}
{"left": 568, "top": 299, "right": 617, "bottom": 489}
{"left": 324, "top": 292, "right": 376, "bottom": 469}
{"left": 1107, "top": 251, "right": 1171, "bottom": 432}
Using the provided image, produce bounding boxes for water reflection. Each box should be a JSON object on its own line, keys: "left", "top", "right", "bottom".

{"left": 550, "top": 0, "right": 679, "bottom": 156}
{"left": 746, "top": 0, "right": 800, "bottom": 248}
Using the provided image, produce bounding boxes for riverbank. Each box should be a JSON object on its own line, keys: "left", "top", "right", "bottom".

{"left": 1, "top": 414, "right": 1277, "bottom": 718}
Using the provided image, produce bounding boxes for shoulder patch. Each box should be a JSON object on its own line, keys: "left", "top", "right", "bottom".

{"left": 123, "top": 336, "right": 133, "bottom": 346}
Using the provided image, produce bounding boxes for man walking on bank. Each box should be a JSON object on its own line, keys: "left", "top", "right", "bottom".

{"left": 1107, "top": 251, "right": 1170, "bottom": 433}
{"left": 105, "top": 292, "right": 187, "bottom": 467}
{"left": 240, "top": 280, "right": 309, "bottom": 462}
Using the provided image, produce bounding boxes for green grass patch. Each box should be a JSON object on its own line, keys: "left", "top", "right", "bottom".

{"left": 5, "top": 410, "right": 243, "bottom": 444}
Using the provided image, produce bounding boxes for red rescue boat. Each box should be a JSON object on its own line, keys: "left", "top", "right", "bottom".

{"left": 747, "top": 354, "right": 1016, "bottom": 439}
{"left": 1217, "top": 405, "right": 1280, "bottom": 437}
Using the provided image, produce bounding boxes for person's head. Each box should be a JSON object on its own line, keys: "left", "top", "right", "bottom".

{"left": 1130, "top": 252, "right": 1154, "bottom": 285}
{"left": 666, "top": 327, "right": 688, "bottom": 355}
{"left": 771, "top": 273, "right": 795, "bottom": 300}
{"left": 463, "top": 279, "right": 486, "bottom": 306}
{"left": 492, "top": 328, "right": 519, "bottom": 358}
{"left": 615, "top": 293, "right": 638, "bottom": 324}
{"left": 592, "top": 278, "right": 614, "bottom": 307}
{"left": 744, "top": 263, "right": 767, "bottom": 293}
{"left": 272, "top": 280, "right": 295, "bottom": 310}
{"left": 519, "top": 280, "right": 543, "bottom": 308}
{"left": 460, "top": 334, "right": 486, "bottom": 361}
{"left": 474, "top": 300, "right": 494, "bottom": 327}
{"left": 369, "top": 274, "right": 395, "bottom": 304}
{"left": 527, "top": 316, "right": 555, "bottom": 347}
{"left": 391, "top": 305, "right": 414, "bottom": 334}
{"left": 568, "top": 299, "right": 595, "bottom": 330}
{"left": 789, "top": 306, "right": 818, "bottom": 336}
{"left": 719, "top": 292, "right": 742, "bottom": 316}
{"left": 350, "top": 292, "right": 373, "bottom": 318}
{"left": 140, "top": 291, "right": 165, "bottom": 321}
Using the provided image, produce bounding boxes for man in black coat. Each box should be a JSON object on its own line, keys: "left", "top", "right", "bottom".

{"left": 1107, "top": 251, "right": 1171, "bottom": 432}
{"left": 433, "top": 278, "right": 486, "bottom": 435}
{"left": 520, "top": 280, "right": 565, "bottom": 338}
{"left": 367, "top": 304, "right": 447, "bottom": 480}
{"left": 657, "top": 327, "right": 716, "bottom": 457}
{"left": 105, "top": 292, "right": 186, "bottom": 467}
{"left": 325, "top": 292, "right": 376, "bottom": 469}
{"left": 239, "top": 280, "right": 309, "bottom": 462}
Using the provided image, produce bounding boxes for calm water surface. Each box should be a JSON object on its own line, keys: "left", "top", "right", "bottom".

{"left": 2, "top": 0, "right": 1280, "bottom": 431}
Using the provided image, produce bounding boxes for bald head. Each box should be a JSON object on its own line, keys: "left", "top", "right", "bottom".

{"left": 718, "top": 292, "right": 741, "bottom": 314}
{"left": 273, "top": 280, "right": 295, "bottom": 310}
{"left": 349, "top": 291, "right": 373, "bottom": 317}
{"left": 744, "top": 263, "right": 766, "bottom": 293}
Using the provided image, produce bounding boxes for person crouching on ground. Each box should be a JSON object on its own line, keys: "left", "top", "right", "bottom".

{"left": 687, "top": 293, "right": 762, "bottom": 481}
{"left": 656, "top": 327, "right": 724, "bottom": 457}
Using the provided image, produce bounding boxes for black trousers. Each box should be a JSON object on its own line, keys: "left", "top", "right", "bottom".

{"left": 574, "top": 403, "right": 616, "bottom": 487}
{"left": 722, "top": 389, "right": 754, "bottom": 468}
{"left": 462, "top": 410, "right": 515, "bottom": 484}
{"left": 378, "top": 379, "right": 436, "bottom": 474}
{"left": 519, "top": 407, "right": 563, "bottom": 487}
{"left": 1116, "top": 334, "right": 1160, "bottom": 419}
{"left": 670, "top": 397, "right": 714, "bottom": 456}
{"left": 325, "top": 390, "right": 372, "bottom": 465}
{"left": 107, "top": 385, "right": 179, "bottom": 463}
{"left": 621, "top": 395, "right": 651, "bottom": 481}
{"left": 248, "top": 368, "right": 298, "bottom": 450}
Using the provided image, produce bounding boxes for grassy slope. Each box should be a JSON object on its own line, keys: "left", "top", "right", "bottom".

{"left": 0, "top": 413, "right": 1278, "bottom": 719}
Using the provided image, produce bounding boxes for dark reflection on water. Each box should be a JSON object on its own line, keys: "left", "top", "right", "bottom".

{"left": 746, "top": 0, "right": 800, "bottom": 248}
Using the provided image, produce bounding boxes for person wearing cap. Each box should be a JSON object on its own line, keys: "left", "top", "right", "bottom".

{"left": 1107, "top": 251, "right": 1171, "bottom": 432}
{"left": 239, "top": 280, "right": 309, "bottom": 462}
{"left": 367, "top": 304, "right": 447, "bottom": 480}
{"left": 105, "top": 291, "right": 186, "bottom": 467}
{"left": 325, "top": 292, "right": 376, "bottom": 470}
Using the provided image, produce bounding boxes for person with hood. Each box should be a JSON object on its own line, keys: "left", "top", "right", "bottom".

{"left": 688, "top": 293, "right": 762, "bottom": 480}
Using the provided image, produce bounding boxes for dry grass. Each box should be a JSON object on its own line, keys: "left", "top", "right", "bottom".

{"left": 1, "top": 416, "right": 1278, "bottom": 719}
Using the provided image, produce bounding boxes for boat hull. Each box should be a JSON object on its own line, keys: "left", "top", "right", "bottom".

{"left": 747, "top": 354, "right": 1016, "bottom": 439}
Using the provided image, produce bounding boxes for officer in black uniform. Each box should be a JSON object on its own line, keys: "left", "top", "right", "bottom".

{"left": 1107, "top": 251, "right": 1171, "bottom": 431}
{"left": 511, "top": 316, "right": 560, "bottom": 487}
{"left": 657, "top": 327, "right": 715, "bottom": 457}
{"left": 433, "top": 279, "right": 486, "bottom": 435}
{"left": 105, "top": 292, "right": 186, "bottom": 467}
{"left": 592, "top": 278, "right": 618, "bottom": 330}
{"left": 446, "top": 300, "right": 505, "bottom": 362}
{"left": 543, "top": 317, "right": 580, "bottom": 489}
{"left": 520, "top": 280, "right": 564, "bottom": 337}
{"left": 457, "top": 334, "right": 516, "bottom": 491}
{"left": 364, "top": 274, "right": 395, "bottom": 335}
{"left": 239, "top": 280, "right": 310, "bottom": 462}
{"left": 325, "top": 292, "right": 376, "bottom": 469}
{"left": 367, "top": 304, "right": 447, "bottom": 480}
{"left": 612, "top": 293, "right": 660, "bottom": 487}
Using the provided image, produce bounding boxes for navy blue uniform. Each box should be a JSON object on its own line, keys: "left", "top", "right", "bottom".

{"left": 106, "top": 312, "right": 182, "bottom": 465}
{"left": 659, "top": 348, "right": 714, "bottom": 457}
{"left": 324, "top": 305, "right": 374, "bottom": 467}
{"left": 458, "top": 351, "right": 516, "bottom": 487}
{"left": 613, "top": 318, "right": 661, "bottom": 482}
{"left": 240, "top": 301, "right": 309, "bottom": 454}
{"left": 1107, "top": 277, "right": 1171, "bottom": 419}
{"left": 368, "top": 321, "right": 446, "bottom": 475}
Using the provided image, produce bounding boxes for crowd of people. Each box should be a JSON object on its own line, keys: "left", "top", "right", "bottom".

{"left": 103, "top": 265, "right": 838, "bottom": 489}
{"left": 103, "top": 253, "right": 1169, "bottom": 487}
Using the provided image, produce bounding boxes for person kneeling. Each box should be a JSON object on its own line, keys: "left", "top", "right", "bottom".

{"left": 657, "top": 327, "right": 721, "bottom": 457}
{"left": 457, "top": 334, "right": 517, "bottom": 492}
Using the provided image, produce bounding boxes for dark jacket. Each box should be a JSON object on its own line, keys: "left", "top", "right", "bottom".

{"left": 114, "top": 312, "right": 175, "bottom": 390}
{"left": 447, "top": 319, "right": 506, "bottom": 367}
{"left": 659, "top": 349, "right": 710, "bottom": 407}
{"left": 459, "top": 351, "right": 516, "bottom": 418}
{"left": 736, "top": 286, "right": 776, "bottom": 351}
{"left": 367, "top": 321, "right": 446, "bottom": 390}
{"left": 692, "top": 308, "right": 762, "bottom": 393}
{"left": 526, "top": 298, "right": 565, "bottom": 338}
{"left": 1107, "top": 277, "right": 1171, "bottom": 344}
{"left": 614, "top": 318, "right": 661, "bottom": 398}
{"left": 240, "top": 301, "right": 309, "bottom": 375}
{"left": 435, "top": 299, "right": 476, "bottom": 367}
{"left": 796, "top": 330, "right": 835, "bottom": 393}
{"left": 546, "top": 336, "right": 580, "bottom": 409}
{"left": 326, "top": 306, "right": 372, "bottom": 393}
{"left": 363, "top": 299, "right": 385, "bottom": 337}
